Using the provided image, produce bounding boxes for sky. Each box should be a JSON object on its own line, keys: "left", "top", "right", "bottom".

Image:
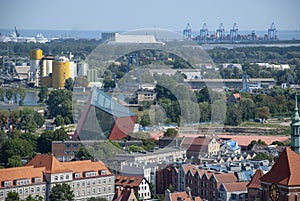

{"left": 0, "top": 0, "right": 299, "bottom": 31}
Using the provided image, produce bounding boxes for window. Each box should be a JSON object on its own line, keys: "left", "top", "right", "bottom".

{"left": 97, "top": 179, "right": 101, "bottom": 185}
{"left": 60, "top": 175, "right": 64, "bottom": 180}
{"left": 101, "top": 170, "right": 107, "bottom": 175}
{"left": 87, "top": 189, "right": 90, "bottom": 195}
{"left": 82, "top": 190, "right": 85, "bottom": 196}
{"left": 42, "top": 186, "right": 46, "bottom": 192}
{"left": 36, "top": 187, "right": 40, "bottom": 192}
{"left": 25, "top": 188, "right": 29, "bottom": 194}
{"left": 82, "top": 181, "right": 85, "bottom": 187}
{"left": 92, "top": 180, "right": 96, "bottom": 185}
{"left": 103, "top": 179, "right": 106, "bottom": 184}
{"left": 31, "top": 187, "right": 34, "bottom": 193}
{"left": 98, "top": 188, "right": 101, "bottom": 194}
{"left": 0, "top": 191, "right": 4, "bottom": 197}
{"left": 4, "top": 181, "right": 12, "bottom": 187}
{"left": 92, "top": 188, "right": 96, "bottom": 195}
{"left": 77, "top": 182, "right": 80, "bottom": 187}
{"left": 87, "top": 180, "right": 91, "bottom": 186}
{"left": 66, "top": 175, "right": 70, "bottom": 180}
{"left": 103, "top": 187, "right": 106, "bottom": 192}
{"left": 19, "top": 189, "right": 22, "bottom": 194}
{"left": 54, "top": 176, "right": 58, "bottom": 181}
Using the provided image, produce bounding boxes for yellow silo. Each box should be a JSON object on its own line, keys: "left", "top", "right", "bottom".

{"left": 30, "top": 49, "right": 43, "bottom": 60}
{"left": 52, "top": 57, "right": 70, "bottom": 89}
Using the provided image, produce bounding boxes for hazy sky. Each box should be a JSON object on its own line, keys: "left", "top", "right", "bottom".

{"left": 0, "top": 0, "right": 299, "bottom": 31}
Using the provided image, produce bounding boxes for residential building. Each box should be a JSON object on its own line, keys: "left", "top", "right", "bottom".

{"left": 163, "top": 188, "right": 203, "bottom": 201}
{"left": 113, "top": 147, "right": 186, "bottom": 164}
{"left": 28, "top": 154, "right": 114, "bottom": 201}
{"left": 113, "top": 187, "right": 138, "bottom": 201}
{"left": 186, "top": 136, "right": 220, "bottom": 160}
{"left": 115, "top": 175, "right": 151, "bottom": 200}
{"left": 156, "top": 164, "right": 173, "bottom": 194}
{"left": 218, "top": 182, "right": 248, "bottom": 201}
{"left": 219, "top": 140, "right": 241, "bottom": 155}
{"left": 51, "top": 140, "right": 83, "bottom": 161}
{"left": 0, "top": 166, "right": 46, "bottom": 201}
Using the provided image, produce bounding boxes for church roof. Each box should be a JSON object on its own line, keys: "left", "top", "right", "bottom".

{"left": 260, "top": 147, "right": 300, "bottom": 186}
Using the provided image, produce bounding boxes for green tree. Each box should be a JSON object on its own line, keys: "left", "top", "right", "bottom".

{"left": 225, "top": 102, "right": 241, "bottom": 126}
{"left": 253, "top": 153, "right": 273, "bottom": 163}
{"left": 33, "top": 112, "right": 45, "bottom": 128}
{"left": 140, "top": 113, "right": 151, "bottom": 127}
{"left": 5, "top": 191, "right": 20, "bottom": 201}
{"left": 49, "top": 183, "right": 74, "bottom": 201}
{"left": 5, "top": 88, "right": 14, "bottom": 102}
{"left": 18, "top": 87, "right": 26, "bottom": 106}
{"left": 46, "top": 89, "right": 73, "bottom": 123}
{"left": 163, "top": 128, "right": 178, "bottom": 138}
{"left": 38, "top": 86, "right": 48, "bottom": 103}
{"left": 76, "top": 146, "right": 93, "bottom": 160}
{"left": 24, "top": 195, "right": 44, "bottom": 201}
{"left": 38, "top": 129, "right": 69, "bottom": 153}
{"left": 87, "top": 198, "right": 108, "bottom": 201}
{"left": 18, "top": 107, "right": 36, "bottom": 133}
{"left": 239, "top": 98, "right": 256, "bottom": 121}
{"left": 247, "top": 139, "right": 267, "bottom": 150}
{"left": 54, "top": 115, "right": 65, "bottom": 126}
{"left": 65, "top": 77, "right": 74, "bottom": 91}
{"left": 7, "top": 155, "right": 23, "bottom": 167}
{"left": 256, "top": 106, "right": 270, "bottom": 123}
{"left": 0, "top": 87, "right": 5, "bottom": 101}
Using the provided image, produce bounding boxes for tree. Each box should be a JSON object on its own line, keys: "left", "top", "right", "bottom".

{"left": 87, "top": 198, "right": 108, "bottom": 201}
{"left": 239, "top": 98, "right": 256, "bottom": 121}
{"left": 33, "top": 112, "right": 45, "bottom": 128}
{"left": 24, "top": 195, "right": 44, "bottom": 201}
{"left": 76, "top": 146, "right": 93, "bottom": 160}
{"left": 49, "top": 183, "right": 74, "bottom": 201}
{"left": 38, "top": 86, "right": 48, "bottom": 103}
{"left": 18, "top": 87, "right": 26, "bottom": 106}
{"left": 46, "top": 89, "right": 73, "bottom": 123}
{"left": 0, "top": 87, "right": 5, "bottom": 101}
{"left": 163, "top": 128, "right": 178, "bottom": 138}
{"left": 256, "top": 106, "right": 270, "bottom": 123}
{"left": 5, "top": 191, "right": 20, "bottom": 201}
{"left": 5, "top": 88, "right": 14, "bottom": 102}
{"left": 225, "top": 102, "right": 241, "bottom": 126}
{"left": 247, "top": 139, "right": 267, "bottom": 150}
{"left": 253, "top": 153, "right": 273, "bottom": 163}
{"left": 38, "top": 128, "right": 69, "bottom": 153}
{"left": 140, "top": 113, "right": 151, "bottom": 127}
{"left": 54, "top": 115, "right": 65, "bottom": 126}
{"left": 7, "top": 155, "right": 23, "bottom": 167}
{"left": 65, "top": 77, "right": 74, "bottom": 91}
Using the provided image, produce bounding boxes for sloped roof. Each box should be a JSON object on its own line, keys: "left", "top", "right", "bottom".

{"left": 170, "top": 192, "right": 193, "bottom": 201}
{"left": 63, "top": 160, "right": 111, "bottom": 174}
{"left": 247, "top": 169, "right": 264, "bottom": 189}
{"left": 213, "top": 173, "right": 237, "bottom": 183}
{"left": 260, "top": 147, "right": 300, "bottom": 186}
{"left": 0, "top": 166, "right": 45, "bottom": 188}
{"left": 27, "top": 154, "right": 71, "bottom": 174}
{"left": 115, "top": 175, "right": 144, "bottom": 188}
{"left": 222, "top": 182, "right": 248, "bottom": 192}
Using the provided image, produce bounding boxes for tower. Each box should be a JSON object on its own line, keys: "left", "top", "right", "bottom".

{"left": 52, "top": 56, "right": 70, "bottom": 89}
{"left": 291, "top": 93, "right": 300, "bottom": 154}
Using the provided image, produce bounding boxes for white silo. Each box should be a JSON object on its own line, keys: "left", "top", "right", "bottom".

{"left": 77, "top": 62, "right": 89, "bottom": 76}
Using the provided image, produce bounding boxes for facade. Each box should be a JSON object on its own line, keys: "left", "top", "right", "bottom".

{"left": 113, "top": 187, "right": 138, "bottom": 201}
{"left": 136, "top": 90, "right": 156, "bottom": 103}
{"left": 74, "top": 88, "right": 138, "bottom": 141}
{"left": 115, "top": 175, "right": 151, "bottom": 200}
{"left": 0, "top": 166, "right": 46, "bottom": 201}
{"left": 0, "top": 154, "right": 115, "bottom": 201}
{"left": 218, "top": 182, "right": 248, "bottom": 201}
{"left": 247, "top": 169, "right": 264, "bottom": 201}
{"left": 187, "top": 136, "right": 220, "bottom": 160}
{"left": 51, "top": 140, "right": 83, "bottom": 161}
{"left": 113, "top": 147, "right": 186, "bottom": 164}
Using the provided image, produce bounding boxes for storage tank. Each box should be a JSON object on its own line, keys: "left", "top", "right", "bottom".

{"left": 30, "top": 49, "right": 43, "bottom": 60}
{"left": 69, "top": 61, "right": 76, "bottom": 79}
{"left": 52, "top": 56, "right": 70, "bottom": 89}
{"left": 77, "top": 62, "right": 89, "bottom": 76}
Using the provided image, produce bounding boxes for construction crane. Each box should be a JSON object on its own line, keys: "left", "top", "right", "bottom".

{"left": 123, "top": 54, "right": 142, "bottom": 92}
{"left": 268, "top": 22, "right": 277, "bottom": 40}
{"left": 183, "top": 23, "right": 192, "bottom": 40}
{"left": 230, "top": 23, "right": 238, "bottom": 41}
{"left": 216, "top": 23, "right": 225, "bottom": 41}
{"left": 199, "top": 23, "right": 208, "bottom": 41}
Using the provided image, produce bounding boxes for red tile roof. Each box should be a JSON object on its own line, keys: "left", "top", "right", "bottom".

{"left": 27, "top": 154, "right": 111, "bottom": 175}
{"left": 260, "top": 147, "right": 300, "bottom": 186}
{"left": 247, "top": 169, "right": 264, "bottom": 189}
{"left": 0, "top": 166, "right": 45, "bottom": 188}
{"left": 222, "top": 182, "right": 248, "bottom": 192}
{"left": 115, "top": 175, "right": 144, "bottom": 188}
{"left": 27, "top": 154, "right": 71, "bottom": 174}
{"left": 213, "top": 173, "right": 237, "bottom": 183}
{"left": 169, "top": 192, "right": 203, "bottom": 201}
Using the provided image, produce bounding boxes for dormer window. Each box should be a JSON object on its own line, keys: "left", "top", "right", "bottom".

{"left": 3, "top": 181, "right": 12, "bottom": 187}
{"left": 100, "top": 170, "right": 107, "bottom": 175}
{"left": 33, "top": 178, "right": 42, "bottom": 183}
{"left": 74, "top": 173, "right": 80, "bottom": 179}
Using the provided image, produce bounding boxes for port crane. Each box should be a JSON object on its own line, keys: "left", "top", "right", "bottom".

{"left": 216, "top": 23, "right": 225, "bottom": 41}
{"left": 268, "top": 22, "right": 277, "bottom": 40}
{"left": 14, "top": 26, "right": 20, "bottom": 37}
{"left": 183, "top": 23, "right": 192, "bottom": 40}
{"left": 230, "top": 23, "right": 238, "bottom": 41}
{"left": 199, "top": 23, "right": 208, "bottom": 41}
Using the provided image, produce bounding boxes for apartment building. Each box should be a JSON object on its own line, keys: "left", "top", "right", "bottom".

{"left": 0, "top": 154, "right": 115, "bottom": 201}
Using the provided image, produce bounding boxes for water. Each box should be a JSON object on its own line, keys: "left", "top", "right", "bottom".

{"left": 0, "top": 28, "right": 300, "bottom": 40}
{"left": 3, "top": 91, "right": 39, "bottom": 106}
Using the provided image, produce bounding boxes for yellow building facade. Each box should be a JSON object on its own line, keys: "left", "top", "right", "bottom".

{"left": 52, "top": 57, "right": 70, "bottom": 89}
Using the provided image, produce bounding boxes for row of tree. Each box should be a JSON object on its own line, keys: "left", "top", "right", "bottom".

{"left": 0, "top": 87, "right": 26, "bottom": 105}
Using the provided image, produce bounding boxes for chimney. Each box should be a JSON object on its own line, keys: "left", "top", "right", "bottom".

{"left": 116, "top": 186, "right": 121, "bottom": 198}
